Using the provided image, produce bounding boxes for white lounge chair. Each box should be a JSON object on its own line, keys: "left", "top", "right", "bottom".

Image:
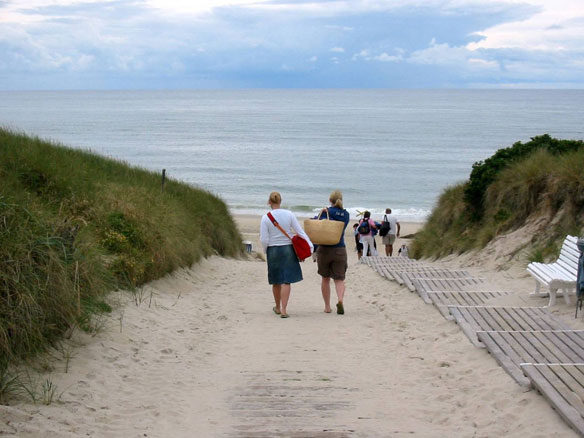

{"left": 527, "top": 235, "right": 580, "bottom": 306}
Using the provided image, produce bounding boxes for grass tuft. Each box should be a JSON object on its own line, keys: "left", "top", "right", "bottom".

{"left": 0, "top": 127, "right": 243, "bottom": 375}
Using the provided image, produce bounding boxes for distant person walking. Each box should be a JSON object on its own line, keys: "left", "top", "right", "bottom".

{"left": 353, "top": 223, "right": 364, "bottom": 260}
{"left": 357, "top": 211, "right": 377, "bottom": 257}
{"left": 381, "top": 208, "right": 400, "bottom": 256}
{"left": 315, "top": 190, "right": 350, "bottom": 314}
{"left": 260, "top": 192, "right": 313, "bottom": 318}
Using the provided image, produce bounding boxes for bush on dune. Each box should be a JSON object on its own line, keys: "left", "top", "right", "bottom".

{"left": 0, "top": 128, "right": 242, "bottom": 372}
{"left": 412, "top": 135, "right": 584, "bottom": 259}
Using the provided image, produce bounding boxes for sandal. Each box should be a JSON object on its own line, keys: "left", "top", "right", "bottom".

{"left": 280, "top": 313, "right": 289, "bottom": 318}
{"left": 273, "top": 306, "right": 281, "bottom": 315}
{"left": 336, "top": 302, "right": 344, "bottom": 315}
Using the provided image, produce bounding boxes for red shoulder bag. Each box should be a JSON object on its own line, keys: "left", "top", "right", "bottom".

{"left": 267, "top": 212, "right": 311, "bottom": 261}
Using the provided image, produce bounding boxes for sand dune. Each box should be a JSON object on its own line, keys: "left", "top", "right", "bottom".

{"left": 1, "top": 217, "right": 580, "bottom": 437}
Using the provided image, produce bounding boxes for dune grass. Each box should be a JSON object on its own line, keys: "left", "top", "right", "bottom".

{"left": 0, "top": 128, "right": 242, "bottom": 375}
{"left": 411, "top": 138, "right": 584, "bottom": 259}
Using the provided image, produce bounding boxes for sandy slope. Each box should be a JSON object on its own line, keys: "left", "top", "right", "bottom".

{"left": 0, "top": 217, "right": 580, "bottom": 437}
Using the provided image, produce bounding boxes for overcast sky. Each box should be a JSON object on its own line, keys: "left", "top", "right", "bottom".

{"left": 1, "top": 0, "right": 583, "bottom": 89}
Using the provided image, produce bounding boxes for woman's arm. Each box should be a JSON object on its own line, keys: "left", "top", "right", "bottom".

{"left": 259, "top": 216, "right": 270, "bottom": 253}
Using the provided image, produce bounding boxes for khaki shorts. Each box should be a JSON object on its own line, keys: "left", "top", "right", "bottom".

{"left": 316, "top": 246, "right": 348, "bottom": 281}
{"left": 382, "top": 234, "right": 397, "bottom": 245}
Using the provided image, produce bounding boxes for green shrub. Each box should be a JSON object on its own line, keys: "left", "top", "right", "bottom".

{"left": 464, "top": 134, "right": 584, "bottom": 220}
{"left": 413, "top": 137, "right": 584, "bottom": 259}
{"left": 0, "top": 128, "right": 243, "bottom": 371}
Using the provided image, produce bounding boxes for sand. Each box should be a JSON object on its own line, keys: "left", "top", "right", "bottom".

{"left": 1, "top": 214, "right": 580, "bottom": 437}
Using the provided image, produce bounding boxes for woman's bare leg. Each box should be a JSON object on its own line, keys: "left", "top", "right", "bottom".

{"left": 334, "top": 279, "right": 345, "bottom": 304}
{"left": 321, "top": 277, "right": 332, "bottom": 313}
{"left": 280, "top": 283, "right": 291, "bottom": 316}
{"left": 272, "top": 284, "right": 281, "bottom": 313}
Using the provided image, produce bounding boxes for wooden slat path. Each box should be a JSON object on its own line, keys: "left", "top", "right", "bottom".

{"left": 521, "top": 363, "right": 584, "bottom": 437}
{"left": 410, "top": 277, "right": 494, "bottom": 303}
{"left": 477, "top": 331, "right": 584, "bottom": 387}
{"left": 399, "top": 269, "right": 480, "bottom": 290}
{"left": 361, "top": 255, "right": 584, "bottom": 435}
{"left": 427, "top": 292, "right": 511, "bottom": 320}
{"left": 361, "top": 257, "right": 429, "bottom": 280}
{"left": 448, "top": 306, "right": 571, "bottom": 347}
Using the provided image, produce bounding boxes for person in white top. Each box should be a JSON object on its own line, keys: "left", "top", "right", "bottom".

{"left": 260, "top": 192, "right": 313, "bottom": 318}
{"left": 381, "top": 208, "right": 400, "bottom": 256}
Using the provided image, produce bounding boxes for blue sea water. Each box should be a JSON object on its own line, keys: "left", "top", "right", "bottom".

{"left": 1, "top": 89, "right": 583, "bottom": 222}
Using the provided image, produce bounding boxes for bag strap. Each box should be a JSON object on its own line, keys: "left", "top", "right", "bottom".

{"left": 383, "top": 215, "right": 388, "bottom": 222}
{"left": 267, "top": 212, "right": 292, "bottom": 241}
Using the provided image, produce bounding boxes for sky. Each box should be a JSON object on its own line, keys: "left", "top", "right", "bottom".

{"left": 0, "top": 0, "right": 583, "bottom": 89}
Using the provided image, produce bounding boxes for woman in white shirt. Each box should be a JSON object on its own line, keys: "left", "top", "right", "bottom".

{"left": 260, "top": 192, "right": 313, "bottom": 318}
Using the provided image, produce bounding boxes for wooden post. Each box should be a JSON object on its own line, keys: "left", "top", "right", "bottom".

{"left": 75, "top": 261, "right": 81, "bottom": 316}
{"left": 161, "top": 169, "right": 166, "bottom": 191}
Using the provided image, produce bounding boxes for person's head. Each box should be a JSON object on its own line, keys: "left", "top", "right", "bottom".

{"left": 385, "top": 208, "right": 392, "bottom": 214}
{"left": 268, "top": 191, "right": 281, "bottom": 207}
{"left": 363, "top": 211, "right": 371, "bottom": 219}
{"left": 329, "top": 190, "right": 343, "bottom": 209}
{"left": 353, "top": 223, "right": 358, "bottom": 229}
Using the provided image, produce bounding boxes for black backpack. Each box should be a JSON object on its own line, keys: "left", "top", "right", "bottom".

{"left": 357, "top": 219, "right": 370, "bottom": 235}
{"left": 379, "top": 215, "right": 391, "bottom": 237}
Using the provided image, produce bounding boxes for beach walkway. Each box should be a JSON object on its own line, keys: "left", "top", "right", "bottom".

{"left": 1, "top": 256, "right": 577, "bottom": 437}
{"left": 364, "top": 255, "right": 584, "bottom": 437}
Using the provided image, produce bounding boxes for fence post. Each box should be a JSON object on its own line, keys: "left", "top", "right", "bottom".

{"left": 161, "top": 169, "right": 166, "bottom": 191}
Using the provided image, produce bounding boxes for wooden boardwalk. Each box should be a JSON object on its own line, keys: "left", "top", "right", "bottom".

{"left": 427, "top": 292, "right": 511, "bottom": 320}
{"left": 521, "top": 364, "right": 584, "bottom": 436}
{"left": 447, "top": 306, "right": 572, "bottom": 347}
{"left": 361, "top": 256, "right": 584, "bottom": 436}
{"left": 409, "top": 277, "right": 498, "bottom": 304}
{"left": 477, "top": 331, "right": 584, "bottom": 387}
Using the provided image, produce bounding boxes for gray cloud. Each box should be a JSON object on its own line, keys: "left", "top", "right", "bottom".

{"left": 0, "top": 0, "right": 582, "bottom": 89}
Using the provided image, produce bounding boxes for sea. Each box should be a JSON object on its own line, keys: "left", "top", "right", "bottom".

{"left": 1, "top": 89, "right": 583, "bottom": 222}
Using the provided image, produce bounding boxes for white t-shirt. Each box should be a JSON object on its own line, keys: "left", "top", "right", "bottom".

{"left": 384, "top": 214, "right": 399, "bottom": 236}
{"left": 260, "top": 209, "right": 314, "bottom": 253}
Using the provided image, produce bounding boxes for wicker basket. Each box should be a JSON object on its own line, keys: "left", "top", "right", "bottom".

{"left": 304, "top": 209, "right": 345, "bottom": 245}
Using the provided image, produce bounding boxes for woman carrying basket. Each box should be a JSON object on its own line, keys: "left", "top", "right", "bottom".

{"left": 315, "top": 190, "right": 350, "bottom": 314}
{"left": 260, "top": 192, "right": 313, "bottom": 318}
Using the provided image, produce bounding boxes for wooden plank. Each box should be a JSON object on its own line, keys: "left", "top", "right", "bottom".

{"left": 455, "top": 307, "right": 488, "bottom": 347}
{"left": 522, "top": 364, "right": 584, "bottom": 436}
{"left": 477, "top": 331, "right": 531, "bottom": 387}
{"left": 483, "top": 307, "right": 516, "bottom": 331}
{"left": 514, "top": 332, "right": 575, "bottom": 364}
{"left": 546, "top": 365, "right": 584, "bottom": 414}
{"left": 412, "top": 278, "right": 432, "bottom": 304}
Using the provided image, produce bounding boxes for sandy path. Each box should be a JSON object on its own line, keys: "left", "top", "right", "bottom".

{"left": 1, "top": 251, "right": 577, "bottom": 437}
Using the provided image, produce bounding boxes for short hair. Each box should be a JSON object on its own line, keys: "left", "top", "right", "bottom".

{"left": 363, "top": 211, "right": 371, "bottom": 218}
{"left": 269, "top": 191, "right": 281, "bottom": 205}
{"left": 386, "top": 208, "right": 392, "bottom": 214}
{"left": 329, "top": 190, "right": 343, "bottom": 209}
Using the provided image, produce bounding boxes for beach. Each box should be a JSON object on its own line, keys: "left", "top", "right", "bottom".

{"left": 1, "top": 214, "right": 581, "bottom": 437}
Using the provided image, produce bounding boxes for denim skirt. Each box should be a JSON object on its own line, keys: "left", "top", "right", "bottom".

{"left": 266, "top": 245, "right": 303, "bottom": 285}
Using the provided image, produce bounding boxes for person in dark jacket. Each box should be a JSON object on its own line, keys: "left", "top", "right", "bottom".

{"left": 316, "top": 190, "right": 350, "bottom": 314}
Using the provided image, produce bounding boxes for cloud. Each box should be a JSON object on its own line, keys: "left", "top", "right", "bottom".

{"left": 0, "top": 0, "right": 583, "bottom": 89}
{"left": 467, "top": 0, "right": 584, "bottom": 51}
{"left": 352, "top": 49, "right": 404, "bottom": 63}
{"left": 374, "top": 52, "right": 403, "bottom": 62}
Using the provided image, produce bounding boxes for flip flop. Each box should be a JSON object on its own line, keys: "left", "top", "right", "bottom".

{"left": 273, "top": 306, "right": 281, "bottom": 315}
{"left": 336, "top": 302, "right": 344, "bottom": 315}
{"left": 280, "top": 314, "right": 289, "bottom": 318}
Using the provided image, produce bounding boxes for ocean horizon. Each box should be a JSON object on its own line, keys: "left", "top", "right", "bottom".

{"left": 1, "top": 89, "right": 583, "bottom": 222}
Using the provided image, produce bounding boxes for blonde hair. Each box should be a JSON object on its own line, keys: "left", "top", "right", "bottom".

{"left": 268, "top": 191, "right": 281, "bottom": 205}
{"left": 329, "top": 190, "right": 343, "bottom": 209}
